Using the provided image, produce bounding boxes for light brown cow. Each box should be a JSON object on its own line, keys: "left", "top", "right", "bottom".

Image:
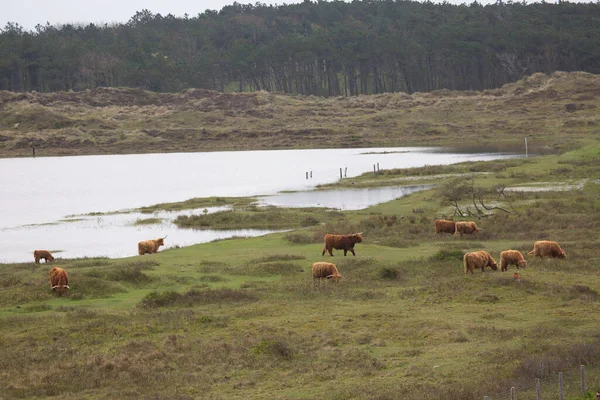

{"left": 528, "top": 240, "right": 566, "bottom": 259}
{"left": 322, "top": 233, "right": 363, "bottom": 256}
{"left": 454, "top": 221, "right": 481, "bottom": 236}
{"left": 463, "top": 251, "right": 498, "bottom": 274}
{"left": 312, "top": 262, "right": 344, "bottom": 282}
{"left": 500, "top": 250, "right": 527, "bottom": 272}
{"left": 435, "top": 219, "right": 456, "bottom": 234}
{"left": 138, "top": 236, "right": 167, "bottom": 255}
{"left": 33, "top": 249, "right": 54, "bottom": 264}
{"left": 49, "top": 267, "right": 70, "bottom": 296}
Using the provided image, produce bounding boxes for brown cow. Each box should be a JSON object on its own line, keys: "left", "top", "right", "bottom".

{"left": 49, "top": 267, "right": 70, "bottom": 296}
{"left": 138, "top": 236, "right": 167, "bottom": 255}
{"left": 454, "top": 221, "right": 481, "bottom": 236}
{"left": 435, "top": 219, "right": 456, "bottom": 234}
{"left": 500, "top": 250, "right": 527, "bottom": 272}
{"left": 34, "top": 250, "right": 55, "bottom": 264}
{"left": 322, "top": 233, "right": 363, "bottom": 256}
{"left": 463, "top": 251, "right": 498, "bottom": 274}
{"left": 312, "top": 262, "right": 344, "bottom": 282}
{"left": 528, "top": 240, "right": 566, "bottom": 259}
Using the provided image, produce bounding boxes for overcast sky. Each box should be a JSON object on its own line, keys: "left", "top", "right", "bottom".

{"left": 0, "top": 0, "right": 550, "bottom": 31}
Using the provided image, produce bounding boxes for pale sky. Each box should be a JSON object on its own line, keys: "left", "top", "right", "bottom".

{"left": 0, "top": 0, "right": 547, "bottom": 32}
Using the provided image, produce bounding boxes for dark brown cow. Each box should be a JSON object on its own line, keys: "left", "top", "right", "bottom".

{"left": 528, "top": 240, "right": 566, "bottom": 259}
{"left": 34, "top": 250, "right": 55, "bottom": 263}
{"left": 138, "top": 236, "right": 167, "bottom": 255}
{"left": 454, "top": 221, "right": 481, "bottom": 236}
{"left": 435, "top": 219, "right": 456, "bottom": 234}
{"left": 312, "top": 262, "right": 344, "bottom": 282}
{"left": 463, "top": 251, "right": 498, "bottom": 274}
{"left": 49, "top": 267, "right": 70, "bottom": 296}
{"left": 322, "top": 233, "right": 363, "bottom": 256}
{"left": 500, "top": 250, "right": 527, "bottom": 272}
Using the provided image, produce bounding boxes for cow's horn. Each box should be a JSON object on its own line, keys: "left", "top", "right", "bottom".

{"left": 357, "top": 232, "right": 363, "bottom": 235}
{"left": 65, "top": 285, "right": 70, "bottom": 289}
{"left": 51, "top": 285, "right": 58, "bottom": 289}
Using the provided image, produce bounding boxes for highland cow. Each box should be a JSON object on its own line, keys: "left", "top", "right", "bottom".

{"left": 435, "top": 219, "right": 456, "bottom": 234}
{"left": 322, "top": 233, "right": 363, "bottom": 256}
{"left": 463, "top": 251, "right": 498, "bottom": 274}
{"left": 49, "top": 267, "right": 69, "bottom": 296}
{"left": 138, "top": 236, "right": 167, "bottom": 255}
{"left": 33, "top": 250, "right": 54, "bottom": 264}
{"left": 454, "top": 221, "right": 481, "bottom": 236}
{"left": 528, "top": 240, "right": 566, "bottom": 259}
{"left": 500, "top": 250, "right": 528, "bottom": 272}
{"left": 312, "top": 262, "right": 344, "bottom": 282}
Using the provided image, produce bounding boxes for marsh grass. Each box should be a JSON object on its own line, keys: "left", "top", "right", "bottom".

{"left": 139, "top": 288, "right": 258, "bottom": 308}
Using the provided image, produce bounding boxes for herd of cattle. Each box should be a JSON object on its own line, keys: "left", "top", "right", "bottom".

{"left": 34, "top": 219, "right": 566, "bottom": 296}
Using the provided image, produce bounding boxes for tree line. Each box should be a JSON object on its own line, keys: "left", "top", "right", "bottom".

{"left": 1, "top": 0, "right": 599, "bottom": 96}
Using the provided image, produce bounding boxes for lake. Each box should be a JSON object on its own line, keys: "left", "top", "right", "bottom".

{"left": 0, "top": 147, "right": 521, "bottom": 262}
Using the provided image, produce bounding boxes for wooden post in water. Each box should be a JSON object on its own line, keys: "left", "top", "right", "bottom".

{"left": 559, "top": 372, "right": 564, "bottom": 400}
{"left": 581, "top": 365, "right": 586, "bottom": 392}
{"left": 536, "top": 378, "right": 541, "bottom": 400}
{"left": 377, "top": 162, "right": 380, "bottom": 171}
{"left": 306, "top": 172, "right": 308, "bottom": 180}
{"left": 344, "top": 167, "right": 347, "bottom": 178}
{"left": 373, "top": 164, "right": 376, "bottom": 175}
{"left": 340, "top": 168, "right": 343, "bottom": 179}
{"left": 32, "top": 146, "right": 35, "bottom": 157}
{"left": 525, "top": 136, "right": 528, "bottom": 158}
{"left": 310, "top": 171, "right": 312, "bottom": 178}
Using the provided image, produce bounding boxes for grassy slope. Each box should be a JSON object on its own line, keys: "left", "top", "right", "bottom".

{"left": 0, "top": 71, "right": 599, "bottom": 157}
{"left": 0, "top": 74, "right": 600, "bottom": 399}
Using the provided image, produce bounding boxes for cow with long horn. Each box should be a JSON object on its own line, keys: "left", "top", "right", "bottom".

{"left": 49, "top": 267, "right": 70, "bottom": 296}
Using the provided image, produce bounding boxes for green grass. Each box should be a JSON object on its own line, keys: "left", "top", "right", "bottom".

{"left": 1, "top": 87, "right": 600, "bottom": 398}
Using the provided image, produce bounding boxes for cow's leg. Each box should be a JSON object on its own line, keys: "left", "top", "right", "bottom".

{"left": 350, "top": 249, "right": 356, "bottom": 256}
{"left": 343, "top": 249, "right": 347, "bottom": 256}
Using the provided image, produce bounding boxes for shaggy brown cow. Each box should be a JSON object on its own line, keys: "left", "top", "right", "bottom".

{"left": 138, "top": 236, "right": 167, "bottom": 255}
{"left": 463, "top": 251, "right": 498, "bottom": 274}
{"left": 435, "top": 219, "right": 456, "bottom": 234}
{"left": 49, "top": 267, "right": 69, "bottom": 296}
{"left": 312, "top": 262, "right": 344, "bottom": 282}
{"left": 528, "top": 240, "right": 566, "bottom": 259}
{"left": 454, "top": 221, "right": 481, "bottom": 236}
{"left": 322, "top": 233, "right": 363, "bottom": 256}
{"left": 500, "top": 250, "right": 527, "bottom": 272}
{"left": 33, "top": 249, "right": 55, "bottom": 263}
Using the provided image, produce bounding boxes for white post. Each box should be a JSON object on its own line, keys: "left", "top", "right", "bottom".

{"left": 525, "top": 136, "right": 528, "bottom": 158}
{"left": 511, "top": 386, "right": 516, "bottom": 400}
{"left": 536, "top": 378, "right": 541, "bottom": 400}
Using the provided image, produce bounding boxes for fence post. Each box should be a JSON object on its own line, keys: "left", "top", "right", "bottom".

{"left": 559, "top": 372, "right": 564, "bottom": 400}
{"left": 306, "top": 172, "right": 308, "bottom": 180}
{"left": 344, "top": 167, "right": 347, "bottom": 177}
{"left": 373, "top": 164, "right": 376, "bottom": 175}
{"left": 340, "top": 168, "right": 342, "bottom": 179}
{"left": 310, "top": 171, "right": 312, "bottom": 178}
{"left": 581, "top": 364, "right": 586, "bottom": 392}
{"left": 525, "top": 136, "right": 528, "bottom": 158}
{"left": 536, "top": 378, "right": 541, "bottom": 400}
{"left": 377, "top": 162, "right": 380, "bottom": 171}
{"left": 511, "top": 386, "right": 516, "bottom": 400}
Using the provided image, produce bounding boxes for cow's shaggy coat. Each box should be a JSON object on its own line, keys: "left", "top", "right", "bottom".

{"left": 49, "top": 267, "right": 69, "bottom": 296}
{"left": 34, "top": 250, "right": 54, "bottom": 263}
{"left": 435, "top": 219, "right": 456, "bottom": 234}
{"left": 454, "top": 221, "right": 481, "bottom": 236}
{"left": 138, "top": 237, "right": 165, "bottom": 255}
{"left": 500, "top": 250, "right": 527, "bottom": 272}
{"left": 312, "top": 262, "right": 344, "bottom": 282}
{"left": 322, "top": 233, "right": 363, "bottom": 256}
{"left": 528, "top": 240, "right": 566, "bottom": 259}
{"left": 464, "top": 251, "right": 498, "bottom": 274}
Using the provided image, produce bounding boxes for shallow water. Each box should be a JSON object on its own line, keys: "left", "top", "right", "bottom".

{"left": 0, "top": 147, "right": 521, "bottom": 263}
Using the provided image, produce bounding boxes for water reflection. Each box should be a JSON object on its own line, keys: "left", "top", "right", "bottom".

{"left": 258, "top": 185, "right": 432, "bottom": 210}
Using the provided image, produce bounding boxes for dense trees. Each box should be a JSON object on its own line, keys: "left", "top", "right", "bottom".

{"left": 1, "top": 0, "right": 599, "bottom": 96}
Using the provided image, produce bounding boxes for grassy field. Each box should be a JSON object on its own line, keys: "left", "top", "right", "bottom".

{"left": 1, "top": 137, "right": 599, "bottom": 399}
{"left": 0, "top": 71, "right": 599, "bottom": 157}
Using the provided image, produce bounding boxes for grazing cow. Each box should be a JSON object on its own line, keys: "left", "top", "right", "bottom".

{"left": 49, "top": 267, "right": 69, "bottom": 296}
{"left": 528, "top": 240, "right": 566, "bottom": 259}
{"left": 312, "top": 262, "right": 344, "bottom": 282}
{"left": 500, "top": 250, "right": 528, "bottom": 272}
{"left": 138, "top": 236, "right": 167, "bottom": 255}
{"left": 463, "top": 251, "right": 498, "bottom": 274}
{"left": 435, "top": 219, "right": 456, "bottom": 234}
{"left": 322, "top": 233, "right": 363, "bottom": 256}
{"left": 454, "top": 221, "right": 481, "bottom": 236}
{"left": 33, "top": 250, "right": 54, "bottom": 264}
